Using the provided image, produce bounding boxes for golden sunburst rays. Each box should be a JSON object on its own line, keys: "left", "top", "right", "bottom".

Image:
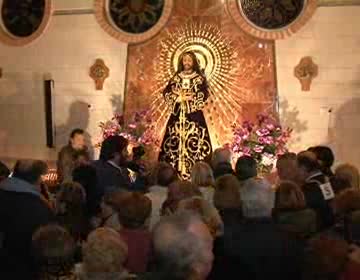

{"left": 149, "top": 23, "right": 244, "bottom": 148}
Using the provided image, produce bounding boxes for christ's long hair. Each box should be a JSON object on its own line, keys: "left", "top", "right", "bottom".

{"left": 176, "top": 51, "right": 204, "bottom": 77}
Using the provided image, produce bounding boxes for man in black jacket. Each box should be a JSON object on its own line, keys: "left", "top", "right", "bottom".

{"left": 297, "top": 151, "right": 335, "bottom": 230}
{"left": 0, "top": 160, "right": 54, "bottom": 279}
{"left": 93, "top": 135, "right": 132, "bottom": 194}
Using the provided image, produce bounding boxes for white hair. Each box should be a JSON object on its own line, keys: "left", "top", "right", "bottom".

{"left": 152, "top": 211, "right": 208, "bottom": 279}
{"left": 240, "top": 178, "right": 274, "bottom": 218}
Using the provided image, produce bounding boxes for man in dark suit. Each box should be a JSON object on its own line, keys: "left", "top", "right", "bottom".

{"left": 297, "top": 151, "right": 335, "bottom": 230}
{"left": 93, "top": 135, "right": 132, "bottom": 194}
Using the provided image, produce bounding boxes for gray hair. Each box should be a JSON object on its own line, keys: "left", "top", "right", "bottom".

{"left": 240, "top": 178, "right": 274, "bottom": 218}
{"left": 152, "top": 210, "right": 208, "bottom": 279}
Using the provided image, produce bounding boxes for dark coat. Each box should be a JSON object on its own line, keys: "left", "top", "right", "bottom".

{"left": 273, "top": 208, "right": 318, "bottom": 238}
{"left": 72, "top": 164, "right": 103, "bottom": 217}
{"left": 92, "top": 160, "right": 132, "bottom": 194}
{"left": 212, "top": 217, "right": 305, "bottom": 280}
{"left": 0, "top": 177, "right": 55, "bottom": 279}
{"left": 302, "top": 173, "right": 335, "bottom": 230}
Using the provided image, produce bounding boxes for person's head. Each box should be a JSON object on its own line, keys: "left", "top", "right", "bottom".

{"left": 335, "top": 163, "right": 360, "bottom": 189}
{"left": 167, "top": 180, "right": 202, "bottom": 203}
{"left": 331, "top": 176, "right": 352, "bottom": 195}
{"left": 100, "top": 190, "right": 130, "bottom": 228}
{"left": 0, "top": 161, "right": 10, "bottom": 182}
{"left": 32, "top": 225, "right": 76, "bottom": 278}
{"left": 334, "top": 188, "right": 360, "bottom": 215}
{"left": 308, "top": 146, "right": 335, "bottom": 176}
{"left": 132, "top": 145, "right": 145, "bottom": 161}
{"left": 177, "top": 51, "right": 202, "bottom": 74}
{"left": 56, "top": 182, "right": 87, "bottom": 238}
{"left": 99, "top": 135, "right": 129, "bottom": 165}
{"left": 275, "top": 181, "right": 306, "bottom": 211}
{"left": 276, "top": 152, "right": 298, "bottom": 182}
{"left": 69, "top": 128, "right": 85, "bottom": 150}
{"left": 191, "top": 162, "right": 215, "bottom": 188}
{"left": 153, "top": 210, "right": 214, "bottom": 280}
{"left": 152, "top": 162, "right": 178, "bottom": 187}
{"left": 241, "top": 179, "right": 275, "bottom": 218}
{"left": 56, "top": 182, "right": 86, "bottom": 215}
{"left": 177, "top": 197, "right": 223, "bottom": 237}
{"left": 296, "top": 151, "right": 321, "bottom": 181}
{"left": 211, "top": 148, "right": 232, "bottom": 169}
{"left": 304, "top": 236, "right": 348, "bottom": 279}
{"left": 73, "top": 149, "right": 90, "bottom": 168}
{"left": 235, "top": 156, "right": 257, "bottom": 181}
{"left": 13, "top": 160, "right": 48, "bottom": 188}
{"left": 83, "top": 227, "right": 128, "bottom": 277}
{"left": 214, "top": 175, "right": 242, "bottom": 211}
{"left": 116, "top": 192, "right": 152, "bottom": 229}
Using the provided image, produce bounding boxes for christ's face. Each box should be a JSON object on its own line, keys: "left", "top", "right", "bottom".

{"left": 182, "top": 54, "right": 194, "bottom": 71}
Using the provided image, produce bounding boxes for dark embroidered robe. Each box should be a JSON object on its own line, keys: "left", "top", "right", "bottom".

{"left": 158, "top": 71, "right": 212, "bottom": 179}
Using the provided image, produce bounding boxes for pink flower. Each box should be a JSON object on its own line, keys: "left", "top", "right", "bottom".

{"left": 254, "top": 145, "right": 264, "bottom": 153}
{"left": 266, "top": 123, "right": 275, "bottom": 131}
{"left": 128, "top": 123, "right": 137, "bottom": 129}
{"left": 256, "top": 128, "right": 270, "bottom": 137}
{"left": 242, "top": 146, "right": 251, "bottom": 155}
{"left": 259, "top": 136, "right": 273, "bottom": 145}
{"left": 265, "top": 136, "right": 274, "bottom": 145}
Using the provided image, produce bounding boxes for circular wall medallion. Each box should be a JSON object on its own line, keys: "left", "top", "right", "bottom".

{"left": 0, "top": 0, "right": 53, "bottom": 46}
{"left": 94, "top": 0, "right": 174, "bottom": 44}
{"left": 227, "top": 0, "right": 318, "bottom": 40}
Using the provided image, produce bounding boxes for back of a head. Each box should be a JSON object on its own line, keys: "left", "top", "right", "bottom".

{"left": 13, "top": 159, "right": 48, "bottom": 184}
{"left": 334, "top": 188, "right": 360, "bottom": 214}
{"left": 177, "top": 197, "right": 223, "bottom": 237}
{"left": 235, "top": 156, "right": 257, "bottom": 181}
{"left": 309, "top": 146, "right": 335, "bottom": 170}
{"left": 32, "top": 225, "right": 76, "bottom": 277}
{"left": 152, "top": 211, "right": 212, "bottom": 280}
{"left": 276, "top": 153, "right": 298, "bottom": 181}
{"left": 72, "top": 164, "right": 97, "bottom": 190}
{"left": 99, "top": 135, "right": 128, "bottom": 161}
{"left": 305, "top": 236, "right": 348, "bottom": 278}
{"left": 155, "top": 162, "right": 178, "bottom": 187}
{"left": 83, "top": 227, "right": 128, "bottom": 275}
{"left": 211, "top": 148, "right": 231, "bottom": 168}
{"left": 56, "top": 182, "right": 87, "bottom": 239}
{"left": 214, "top": 174, "right": 241, "bottom": 211}
{"left": 56, "top": 182, "right": 86, "bottom": 213}
{"left": 191, "top": 162, "right": 215, "bottom": 188}
{"left": 335, "top": 163, "right": 360, "bottom": 189}
{"left": 116, "top": 192, "right": 152, "bottom": 229}
{"left": 168, "top": 180, "right": 201, "bottom": 202}
{"left": 275, "top": 181, "right": 306, "bottom": 210}
{"left": 297, "top": 151, "right": 321, "bottom": 174}
{"left": 240, "top": 178, "right": 274, "bottom": 218}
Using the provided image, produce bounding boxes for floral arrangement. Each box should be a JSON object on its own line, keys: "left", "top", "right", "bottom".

{"left": 231, "top": 113, "right": 292, "bottom": 175}
{"left": 98, "top": 110, "right": 158, "bottom": 149}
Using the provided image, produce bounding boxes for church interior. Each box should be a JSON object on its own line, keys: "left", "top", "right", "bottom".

{"left": 1, "top": 1, "right": 360, "bottom": 279}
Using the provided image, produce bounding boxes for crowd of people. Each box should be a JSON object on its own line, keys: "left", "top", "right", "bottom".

{"left": 1, "top": 128, "right": 360, "bottom": 279}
